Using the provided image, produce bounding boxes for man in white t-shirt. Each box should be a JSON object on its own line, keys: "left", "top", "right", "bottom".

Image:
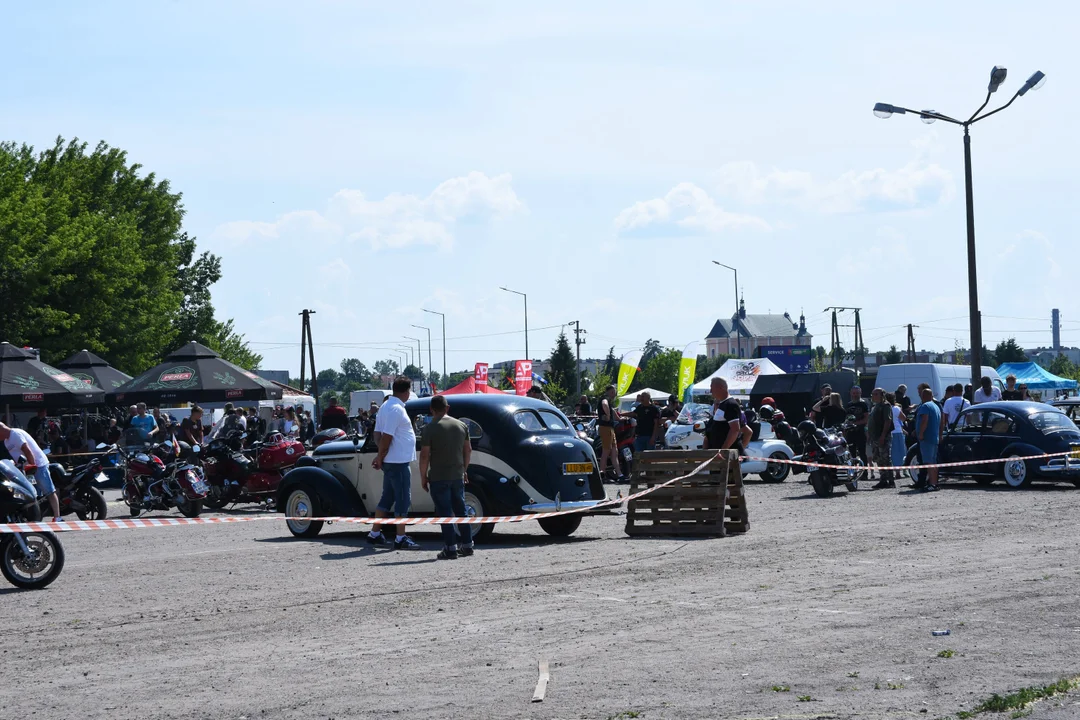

{"left": 942, "top": 382, "right": 970, "bottom": 429}
{"left": 972, "top": 376, "right": 1002, "bottom": 405}
{"left": 368, "top": 377, "right": 420, "bottom": 550}
{"left": 0, "top": 422, "right": 60, "bottom": 521}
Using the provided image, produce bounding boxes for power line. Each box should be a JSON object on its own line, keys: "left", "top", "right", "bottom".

{"left": 246, "top": 323, "right": 567, "bottom": 347}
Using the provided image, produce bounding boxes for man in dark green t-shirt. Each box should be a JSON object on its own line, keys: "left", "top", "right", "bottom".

{"left": 420, "top": 395, "right": 474, "bottom": 560}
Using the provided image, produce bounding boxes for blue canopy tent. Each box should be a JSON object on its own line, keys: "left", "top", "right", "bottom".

{"left": 996, "top": 362, "right": 1078, "bottom": 392}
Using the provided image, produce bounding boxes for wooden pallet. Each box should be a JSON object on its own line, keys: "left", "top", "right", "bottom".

{"left": 625, "top": 450, "right": 748, "bottom": 537}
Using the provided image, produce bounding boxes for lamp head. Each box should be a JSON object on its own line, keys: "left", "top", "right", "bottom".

{"left": 919, "top": 110, "right": 937, "bottom": 125}
{"left": 873, "top": 103, "right": 905, "bottom": 119}
{"left": 988, "top": 66, "right": 1008, "bottom": 93}
{"left": 1018, "top": 70, "right": 1046, "bottom": 96}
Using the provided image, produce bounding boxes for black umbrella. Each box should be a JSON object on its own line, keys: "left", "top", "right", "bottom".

{"left": 0, "top": 342, "right": 106, "bottom": 410}
{"left": 109, "top": 342, "right": 283, "bottom": 405}
{"left": 57, "top": 349, "right": 133, "bottom": 391}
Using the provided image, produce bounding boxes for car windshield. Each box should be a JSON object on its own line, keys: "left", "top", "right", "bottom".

{"left": 1030, "top": 411, "right": 1079, "bottom": 434}
{"left": 677, "top": 403, "right": 712, "bottom": 424}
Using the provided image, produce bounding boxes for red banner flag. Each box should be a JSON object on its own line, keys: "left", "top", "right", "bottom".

{"left": 514, "top": 360, "right": 533, "bottom": 396}
{"left": 474, "top": 363, "right": 489, "bottom": 387}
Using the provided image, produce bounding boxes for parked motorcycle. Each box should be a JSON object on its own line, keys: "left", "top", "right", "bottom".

{"left": 45, "top": 456, "right": 110, "bottom": 520}
{"left": 587, "top": 417, "right": 635, "bottom": 480}
{"left": 310, "top": 427, "right": 347, "bottom": 450}
{"left": 202, "top": 431, "right": 304, "bottom": 509}
{"left": 797, "top": 420, "right": 865, "bottom": 497}
{"left": 0, "top": 460, "right": 65, "bottom": 589}
{"left": 118, "top": 438, "right": 208, "bottom": 518}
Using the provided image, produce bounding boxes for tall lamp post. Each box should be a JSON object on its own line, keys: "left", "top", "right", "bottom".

{"left": 398, "top": 345, "right": 414, "bottom": 370}
{"left": 712, "top": 261, "right": 742, "bottom": 359}
{"left": 873, "top": 67, "right": 1045, "bottom": 391}
{"left": 499, "top": 286, "right": 529, "bottom": 361}
{"left": 422, "top": 309, "right": 446, "bottom": 389}
{"left": 392, "top": 351, "right": 407, "bottom": 376}
{"left": 411, "top": 324, "right": 433, "bottom": 387}
{"left": 404, "top": 336, "right": 422, "bottom": 380}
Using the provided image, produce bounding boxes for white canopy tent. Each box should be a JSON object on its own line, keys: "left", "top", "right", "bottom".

{"left": 618, "top": 387, "right": 674, "bottom": 411}
{"left": 690, "top": 358, "right": 785, "bottom": 399}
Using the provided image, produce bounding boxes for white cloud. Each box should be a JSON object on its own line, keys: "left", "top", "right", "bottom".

{"left": 212, "top": 172, "right": 524, "bottom": 251}
{"left": 713, "top": 141, "right": 955, "bottom": 214}
{"left": 614, "top": 182, "right": 771, "bottom": 235}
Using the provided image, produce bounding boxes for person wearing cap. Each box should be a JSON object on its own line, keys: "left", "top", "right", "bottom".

{"left": 973, "top": 376, "right": 1002, "bottom": 405}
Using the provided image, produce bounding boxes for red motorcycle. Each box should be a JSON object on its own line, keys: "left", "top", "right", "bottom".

{"left": 118, "top": 440, "right": 208, "bottom": 518}
{"left": 588, "top": 417, "right": 636, "bottom": 480}
{"left": 202, "top": 431, "right": 304, "bottom": 509}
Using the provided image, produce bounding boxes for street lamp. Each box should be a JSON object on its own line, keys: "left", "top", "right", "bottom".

{"left": 392, "top": 351, "right": 407, "bottom": 375}
{"left": 712, "top": 261, "right": 742, "bottom": 358}
{"left": 873, "top": 67, "right": 1045, "bottom": 391}
{"left": 499, "top": 286, "right": 529, "bottom": 361}
{"left": 404, "top": 336, "right": 422, "bottom": 377}
{"left": 411, "top": 324, "right": 433, "bottom": 386}
{"left": 398, "top": 345, "right": 413, "bottom": 369}
{"left": 422, "top": 309, "right": 446, "bottom": 389}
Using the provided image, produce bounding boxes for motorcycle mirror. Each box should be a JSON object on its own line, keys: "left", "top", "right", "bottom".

{"left": 96, "top": 442, "right": 108, "bottom": 449}
{"left": 191, "top": 445, "right": 201, "bottom": 454}
{"left": 693, "top": 421, "right": 705, "bottom": 431}
{"left": 574, "top": 423, "right": 584, "bottom": 431}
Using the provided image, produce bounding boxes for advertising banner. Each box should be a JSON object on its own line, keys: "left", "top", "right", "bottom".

{"left": 513, "top": 361, "right": 533, "bottom": 396}
{"left": 759, "top": 346, "right": 812, "bottom": 373}
{"left": 474, "top": 363, "right": 489, "bottom": 387}
{"left": 677, "top": 341, "right": 698, "bottom": 401}
{"left": 616, "top": 350, "right": 644, "bottom": 397}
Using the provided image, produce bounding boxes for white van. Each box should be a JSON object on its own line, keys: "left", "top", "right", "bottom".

{"left": 874, "top": 363, "right": 1003, "bottom": 402}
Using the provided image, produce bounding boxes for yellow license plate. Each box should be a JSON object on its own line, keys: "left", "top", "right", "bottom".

{"left": 1071, "top": 446, "right": 1080, "bottom": 460}
{"left": 563, "top": 462, "right": 593, "bottom": 475}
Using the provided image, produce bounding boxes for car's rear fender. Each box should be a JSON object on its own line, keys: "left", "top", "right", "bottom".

{"left": 278, "top": 466, "right": 367, "bottom": 516}
{"left": 1000, "top": 442, "right": 1051, "bottom": 476}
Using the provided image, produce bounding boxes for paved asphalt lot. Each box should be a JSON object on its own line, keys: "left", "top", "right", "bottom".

{"left": 3, "top": 476, "right": 1080, "bottom": 720}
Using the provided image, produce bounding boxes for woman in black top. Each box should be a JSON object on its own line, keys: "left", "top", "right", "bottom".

{"left": 812, "top": 392, "right": 848, "bottom": 429}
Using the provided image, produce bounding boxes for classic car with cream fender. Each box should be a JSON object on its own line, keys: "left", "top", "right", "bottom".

{"left": 278, "top": 395, "right": 609, "bottom": 541}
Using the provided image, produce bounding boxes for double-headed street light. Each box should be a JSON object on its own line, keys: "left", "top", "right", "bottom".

{"left": 411, "top": 324, "right": 433, "bottom": 386}
{"left": 499, "top": 286, "right": 529, "bottom": 361}
{"left": 421, "top": 309, "right": 446, "bottom": 388}
{"left": 873, "top": 67, "right": 1045, "bottom": 391}
{"left": 404, "top": 336, "right": 422, "bottom": 377}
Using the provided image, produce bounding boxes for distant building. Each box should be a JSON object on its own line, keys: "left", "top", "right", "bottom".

{"left": 1028, "top": 347, "right": 1080, "bottom": 368}
{"left": 705, "top": 301, "right": 811, "bottom": 359}
{"left": 257, "top": 370, "right": 291, "bottom": 385}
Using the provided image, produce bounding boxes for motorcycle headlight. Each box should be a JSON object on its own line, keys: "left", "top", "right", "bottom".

{"left": 1, "top": 480, "right": 33, "bottom": 503}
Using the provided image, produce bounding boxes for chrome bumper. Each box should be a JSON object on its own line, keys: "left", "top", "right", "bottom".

{"left": 521, "top": 499, "right": 606, "bottom": 513}
{"left": 1038, "top": 456, "right": 1080, "bottom": 475}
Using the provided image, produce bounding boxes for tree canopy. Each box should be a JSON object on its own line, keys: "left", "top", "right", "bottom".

{"left": 994, "top": 338, "right": 1027, "bottom": 364}
{"left": 0, "top": 137, "right": 258, "bottom": 372}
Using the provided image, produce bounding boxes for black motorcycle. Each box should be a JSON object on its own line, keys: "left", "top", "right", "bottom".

{"left": 0, "top": 460, "right": 65, "bottom": 589}
{"left": 43, "top": 454, "right": 110, "bottom": 521}
{"left": 797, "top": 420, "right": 865, "bottom": 497}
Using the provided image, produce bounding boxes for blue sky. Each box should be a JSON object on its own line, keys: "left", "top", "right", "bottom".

{"left": 5, "top": 1, "right": 1077, "bottom": 376}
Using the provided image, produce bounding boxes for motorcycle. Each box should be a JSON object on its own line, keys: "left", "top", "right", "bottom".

{"left": 797, "top": 420, "right": 865, "bottom": 497}
{"left": 0, "top": 460, "right": 65, "bottom": 589}
{"left": 202, "top": 431, "right": 304, "bottom": 509}
{"left": 310, "top": 427, "right": 347, "bottom": 450}
{"left": 588, "top": 417, "right": 635, "bottom": 480}
{"left": 43, "top": 455, "right": 110, "bottom": 520}
{"left": 119, "top": 437, "right": 208, "bottom": 518}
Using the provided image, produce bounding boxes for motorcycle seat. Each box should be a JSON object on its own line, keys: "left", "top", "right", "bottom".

{"left": 749, "top": 421, "right": 762, "bottom": 442}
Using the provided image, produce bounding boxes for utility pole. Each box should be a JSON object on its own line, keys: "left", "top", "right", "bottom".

{"left": 824, "top": 307, "right": 864, "bottom": 372}
{"left": 570, "top": 320, "right": 587, "bottom": 399}
{"left": 299, "top": 309, "right": 319, "bottom": 414}
{"left": 907, "top": 324, "right": 918, "bottom": 362}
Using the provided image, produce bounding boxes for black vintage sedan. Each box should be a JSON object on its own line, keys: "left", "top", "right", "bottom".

{"left": 905, "top": 401, "right": 1080, "bottom": 488}
{"left": 278, "top": 394, "right": 608, "bottom": 540}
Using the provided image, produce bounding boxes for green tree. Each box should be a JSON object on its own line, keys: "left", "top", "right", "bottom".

{"left": 638, "top": 347, "right": 681, "bottom": 394}
{"left": 883, "top": 345, "right": 903, "bottom": 365}
{"left": 340, "top": 358, "right": 371, "bottom": 384}
{"left": 547, "top": 332, "right": 577, "bottom": 398}
{"left": 1049, "top": 353, "right": 1077, "bottom": 379}
{"left": 402, "top": 364, "right": 423, "bottom": 380}
{"left": 316, "top": 368, "right": 341, "bottom": 392}
{"left": 0, "top": 137, "right": 252, "bottom": 372}
{"left": 695, "top": 353, "right": 730, "bottom": 382}
{"left": 603, "top": 347, "right": 619, "bottom": 376}
{"left": 994, "top": 337, "right": 1027, "bottom": 364}
{"left": 374, "top": 359, "right": 399, "bottom": 377}
{"left": 203, "top": 318, "right": 262, "bottom": 370}
{"left": 641, "top": 338, "right": 662, "bottom": 367}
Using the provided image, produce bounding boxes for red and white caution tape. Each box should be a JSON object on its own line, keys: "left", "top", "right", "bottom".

{"left": 0, "top": 452, "right": 725, "bottom": 534}
{"left": 749, "top": 449, "right": 1076, "bottom": 472}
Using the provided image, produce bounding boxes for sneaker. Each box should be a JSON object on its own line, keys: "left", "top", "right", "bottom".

{"left": 921, "top": 483, "right": 940, "bottom": 493}
{"left": 394, "top": 536, "right": 421, "bottom": 551}
{"left": 458, "top": 546, "right": 474, "bottom": 557}
{"left": 366, "top": 533, "right": 387, "bottom": 546}
{"left": 437, "top": 548, "right": 458, "bottom": 560}
{"left": 871, "top": 480, "right": 895, "bottom": 490}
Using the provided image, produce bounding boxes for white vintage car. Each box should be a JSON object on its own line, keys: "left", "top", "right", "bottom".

{"left": 663, "top": 403, "right": 795, "bottom": 482}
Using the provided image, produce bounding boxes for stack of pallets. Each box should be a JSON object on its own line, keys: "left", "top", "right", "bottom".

{"left": 624, "top": 450, "right": 749, "bottom": 537}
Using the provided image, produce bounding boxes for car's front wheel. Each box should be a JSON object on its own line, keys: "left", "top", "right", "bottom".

{"left": 463, "top": 490, "right": 494, "bottom": 543}
{"left": 537, "top": 514, "right": 582, "bottom": 537}
{"left": 1002, "top": 455, "right": 1031, "bottom": 489}
{"left": 285, "top": 484, "right": 324, "bottom": 538}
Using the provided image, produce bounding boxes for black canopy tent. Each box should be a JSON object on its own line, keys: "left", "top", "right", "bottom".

{"left": 57, "top": 350, "right": 133, "bottom": 392}
{"left": 749, "top": 371, "right": 856, "bottom": 423}
{"left": 108, "top": 342, "right": 283, "bottom": 405}
{"left": 0, "top": 342, "right": 106, "bottom": 416}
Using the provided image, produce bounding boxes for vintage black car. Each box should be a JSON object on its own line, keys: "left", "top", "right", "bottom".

{"left": 278, "top": 395, "right": 607, "bottom": 540}
{"left": 904, "top": 401, "right": 1080, "bottom": 488}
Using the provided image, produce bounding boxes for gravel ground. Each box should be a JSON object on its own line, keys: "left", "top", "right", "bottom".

{"left": 2, "top": 476, "right": 1080, "bottom": 720}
